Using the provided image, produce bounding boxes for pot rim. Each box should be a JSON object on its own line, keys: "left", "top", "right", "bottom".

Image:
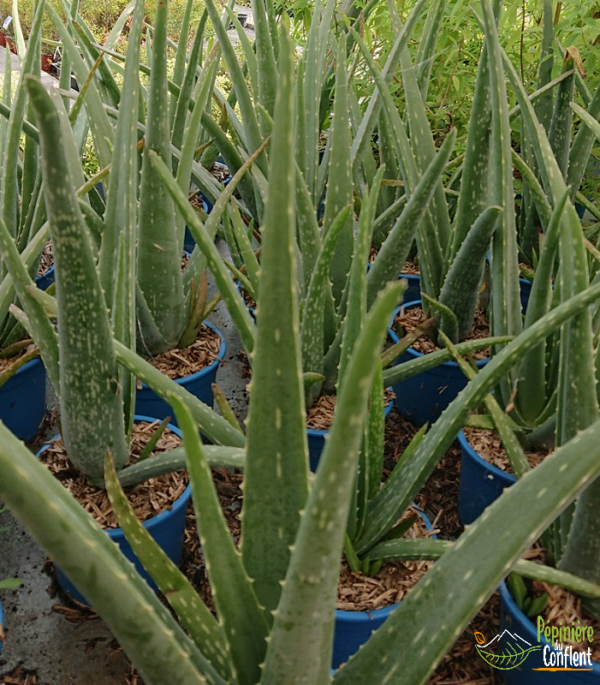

{"left": 35, "top": 414, "right": 192, "bottom": 536}
{"left": 458, "top": 428, "right": 516, "bottom": 484}
{"left": 388, "top": 300, "right": 489, "bottom": 370}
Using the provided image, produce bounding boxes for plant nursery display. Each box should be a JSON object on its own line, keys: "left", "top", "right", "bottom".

{"left": 2, "top": 0, "right": 600, "bottom": 683}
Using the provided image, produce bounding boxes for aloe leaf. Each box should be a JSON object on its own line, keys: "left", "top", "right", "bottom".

{"left": 449, "top": 26, "right": 493, "bottom": 261}
{"left": 104, "top": 0, "right": 135, "bottom": 51}
{"left": 366, "top": 361, "right": 385, "bottom": 501}
{"left": 534, "top": 0, "right": 555, "bottom": 131}
{"left": 301, "top": 205, "right": 351, "bottom": 401}
{"left": 1, "top": 0, "right": 44, "bottom": 240}
{"left": 350, "top": 0, "right": 426, "bottom": 176}
{"left": 103, "top": 450, "right": 233, "bottom": 682}
{"left": 339, "top": 168, "right": 384, "bottom": 387}
{"left": 322, "top": 36, "right": 353, "bottom": 305}
{"left": 517, "top": 190, "right": 568, "bottom": 424}
{"left": 71, "top": 22, "right": 122, "bottom": 108}
{"left": 0, "top": 217, "right": 59, "bottom": 391}
{"left": 175, "top": 49, "right": 219, "bottom": 249}
{"left": 168, "top": 0, "right": 195, "bottom": 125}
{"left": 171, "top": 10, "right": 208, "bottom": 154}
{"left": 568, "top": 82, "right": 600, "bottom": 198}
{"left": 0, "top": 425, "right": 215, "bottom": 685}
{"left": 230, "top": 207, "right": 260, "bottom": 294}
{"left": 171, "top": 398, "right": 269, "bottom": 685}
{"left": 137, "top": 0, "right": 186, "bottom": 355}
{"left": 260, "top": 281, "right": 405, "bottom": 685}
{"left": 335, "top": 417, "right": 600, "bottom": 685}
{"left": 358, "top": 279, "right": 600, "bottom": 553}
{"left": 382, "top": 335, "right": 513, "bottom": 386}
{"left": 45, "top": 5, "right": 113, "bottom": 169}
{"left": 240, "top": 29, "right": 309, "bottom": 616}
{"left": 117, "top": 445, "right": 245, "bottom": 488}
{"left": 392, "top": 3, "right": 452, "bottom": 259}
{"left": 500, "top": 42, "right": 598, "bottom": 446}
{"left": 481, "top": 0, "right": 522, "bottom": 406}
{"left": 548, "top": 50, "right": 576, "bottom": 179}
{"left": 150, "top": 153, "right": 257, "bottom": 354}
{"left": 27, "top": 77, "right": 128, "bottom": 482}
{"left": 251, "top": 0, "right": 277, "bottom": 119}
{"left": 203, "top": 0, "right": 264, "bottom": 170}
{"left": 98, "top": 0, "right": 144, "bottom": 310}
{"left": 414, "top": 0, "right": 446, "bottom": 99}
{"left": 439, "top": 206, "right": 501, "bottom": 342}
{"left": 367, "top": 129, "right": 457, "bottom": 307}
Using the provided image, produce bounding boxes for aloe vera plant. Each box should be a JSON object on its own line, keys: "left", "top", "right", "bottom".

{"left": 5, "top": 20, "right": 600, "bottom": 683}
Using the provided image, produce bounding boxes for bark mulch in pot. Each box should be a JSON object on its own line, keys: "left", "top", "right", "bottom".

{"left": 393, "top": 306, "right": 490, "bottom": 360}
{"left": 336, "top": 506, "right": 433, "bottom": 612}
{"left": 39, "top": 420, "right": 187, "bottom": 529}
{"left": 142, "top": 324, "right": 222, "bottom": 382}
{"left": 37, "top": 241, "right": 53, "bottom": 278}
{"left": 463, "top": 426, "right": 549, "bottom": 473}
{"left": 305, "top": 389, "right": 395, "bottom": 432}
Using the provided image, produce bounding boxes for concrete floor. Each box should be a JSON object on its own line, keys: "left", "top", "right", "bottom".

{"left": 0, "top": 262, "right": 249, "bottom": 683}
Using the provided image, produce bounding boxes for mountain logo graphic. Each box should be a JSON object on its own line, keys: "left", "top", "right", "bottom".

{"left": 475, "top": 630, "right": 542, "bottom": 670}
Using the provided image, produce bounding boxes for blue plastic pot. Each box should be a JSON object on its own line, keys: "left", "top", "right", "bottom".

{"left": 332, "top": 508, "right": 433, "bottom": 669}
{"left": 42, "top": 416, "right": 192, "bottom": 606}
{"left": 0, "top": 356, "right": 46, "bottom": 442}
{"left": 499, "top": 582, "right": 600, "bottom": 683}
{"left": 400, "top": 273, "right": 421, "bottom": 304}
{"left": 457, "top": 429, "right": 515, "bottom": 525}
{"left": 35, "top": 264, "right": 55, "bottom": 291}
{"left": 388, "top": 301, "right": 489, "bottom": 425}
{"left": 135, "top": 322, "right": 225, "bottom": 423}
{"left": 519, "top": 277, "right": 532, "bottom": 313}
{"left": 184, "top": 198, "right": 210, "bottom": 252}
{"left": 307, "top": 392, "right": 394, "bottom": 472}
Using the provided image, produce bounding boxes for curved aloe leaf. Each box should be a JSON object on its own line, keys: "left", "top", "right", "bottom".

{"left": 103, "top": 451, "right": 233, "bottom": 683}
{"left": 172, "top": 399, "right": 268, "bottom": 685}
{"left": 334, "top": 417, "right": 600, "bottom": 685}
{"left": 358, "top": 279, "right": 600, "bottom": 554}
{"left": 261, "top": 281, "right": 405, "bottom": 685}
{"left": 0, "top": 424, "right": 217, "bottom": 685}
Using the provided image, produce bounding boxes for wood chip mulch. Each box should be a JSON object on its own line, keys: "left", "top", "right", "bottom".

{"left": 305, "top": 389, "right": 395, "bottom": 431}
{"left": 39, "top": 420, "right": 186, "bottom": 529}
{"left": 37, "top": 241, "right": 53, "bottom": 277}
{"left": 0, "top": 341, "right": 36, "bottom": 374}
{"left": 180, "top": 468, "right": 244, "bottom": 614}
{"left": 463, "top": 426, "right": 549, "bottom": 473}
{"left": 337, "top": 507, "right": 433, "bottom": 612}
{"left": 0, "top": 665, "right": 40, "bottom": 685}
{"left": 393, "top": 306, "right": 490, "bottom": 360}
{"left": 382, "top": 408, "right": 463, "bottom": 540}
{"left": 209, "top": 162, "right": 230, "bottom": 184}
{"left": 143, "top": 324, "right": 221, "bottom": 381}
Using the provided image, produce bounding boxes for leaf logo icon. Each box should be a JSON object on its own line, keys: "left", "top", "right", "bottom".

{"left": 475, "top": 631, "right": 541, "bottom": 671}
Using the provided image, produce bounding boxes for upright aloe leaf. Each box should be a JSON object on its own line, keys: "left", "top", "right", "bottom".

{"left": 1, "top": 0, "right": 44, "bottom": 240}
{"left": 548, "top": 49, "right": 576, "bottom": 179}
{"left": 481, "top": 0, "right": 522, "bottom": 404}
{"left": 240, "top": 28, "right": 309, "bottom": 616}
{"left": 534, "top": 0, "right": 555, "bottom": 132}
{"left": 251, "top": 0, "right": 278, "bottom": 119}
{"left": 26, "top": 77, "right": 128, "bottom": 482}
{"left": 261, "top": 282, "right": 405, "bottom": 685}
{"left": 439, "top": 206, "right": 501, "bottom": 342}
{"left": 323, "top": 36, "right": 354, "bottom": 305}
{"left": 414, "top": 0, "right": 446, "bottom": 100}
{"left": 137, "top": 0, "right": 186, "bottom": 354}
